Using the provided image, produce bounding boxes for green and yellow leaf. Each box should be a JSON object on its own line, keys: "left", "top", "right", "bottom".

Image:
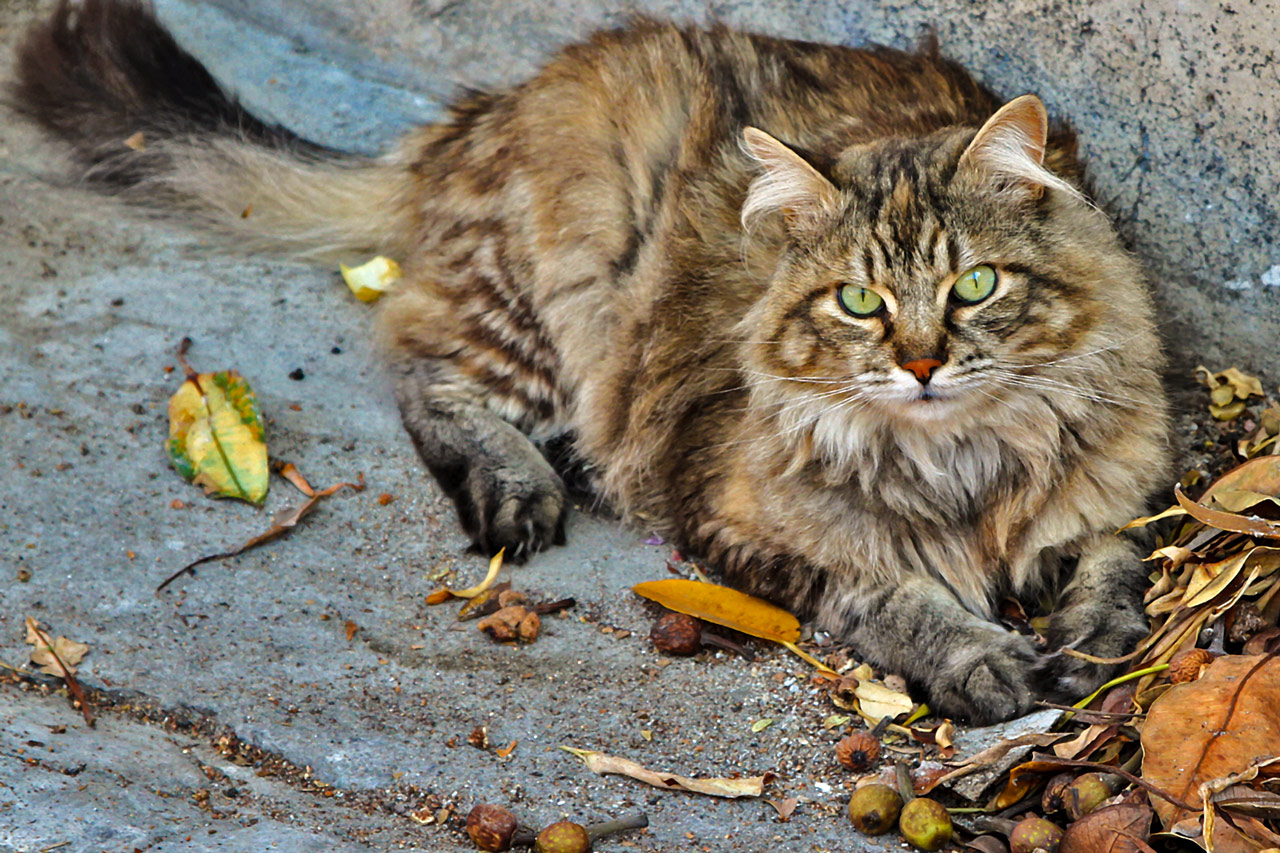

{"left": 167, "top": 370, "right": 268, "bottom": 504}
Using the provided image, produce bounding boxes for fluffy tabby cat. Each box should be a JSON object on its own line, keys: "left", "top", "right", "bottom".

{"left": 13, "top": 0, "right": 1170, "bottom": 722}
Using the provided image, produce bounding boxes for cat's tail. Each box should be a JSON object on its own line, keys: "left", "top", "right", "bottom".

{"left": 11, "top": 0, "right": 412, "bottom": 262}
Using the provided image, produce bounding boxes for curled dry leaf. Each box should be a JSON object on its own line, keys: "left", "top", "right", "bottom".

{"left": 168, "top": 366, "right": 269, "bottom": 504}
{"left": 24, "top": 617, "right": 89, "bottom": 677}
{"left": 766, "top": 797, "right": 799, "bottom": 821}
{"left": 1141, "top": 655, "right": 1280, "bottom": 831}
{"left": 560, "top": 746, "right": 771, "bottom": 798}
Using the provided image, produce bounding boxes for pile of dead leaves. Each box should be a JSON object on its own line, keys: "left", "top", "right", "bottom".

{"left": 905, "top": 370, "right": 1280, "bottom": 852}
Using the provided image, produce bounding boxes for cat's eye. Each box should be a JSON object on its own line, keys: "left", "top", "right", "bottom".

{"left": 836, "top": 284, "right": 884, "bottom": 317}
{"left": 952, "top": 265, "right": 998, "bottom": 304}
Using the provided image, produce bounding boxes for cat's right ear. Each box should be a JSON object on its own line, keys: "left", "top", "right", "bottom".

{"left": 741, "top": 127, "right": 839, "bottom": 235}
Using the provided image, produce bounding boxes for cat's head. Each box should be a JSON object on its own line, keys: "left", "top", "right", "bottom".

{"left": 737, "top": 95, "right": 1156, "bottom": 443}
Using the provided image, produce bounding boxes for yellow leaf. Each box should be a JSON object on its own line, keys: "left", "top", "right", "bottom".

{"left": 852, "top": 680, "right": 914, "bottom": 724}
{"left": 1218, "top": 367, "right": 1265, "bottom": 400}
{"left": 1117, "top": 505, "right": 1186, "bottom": 531}
{"left": 632, "top": 579, "right": 800, "bottom": 643}
{"left": 751, "top": 718, "right": 773, "bottom": 733}
{"left": 167, "top": 370, "right": 268, "bottom": 504}
{"left": 340, "top": 255, "right": 401, "bottom": 303}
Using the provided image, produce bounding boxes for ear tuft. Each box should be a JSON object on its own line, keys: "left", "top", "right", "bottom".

{"left": 741, "top": 127, "right": 839, "bottom": 234}
{"left": 961, "top": 95, "right": 1082, "bottom": 201}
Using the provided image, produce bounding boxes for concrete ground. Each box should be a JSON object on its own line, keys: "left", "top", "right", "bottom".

{"left": 0, "top": 0, "right": 1273, "bottom": 851}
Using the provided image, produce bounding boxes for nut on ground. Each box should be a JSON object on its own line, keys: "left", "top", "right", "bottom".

{"left": 466, "top": 803, "right": 518, "bottom": 851}
{"left": 1169, "top": 648, "right": 1215, "bottom": 683}
{"left": 649, "top": 612, "right": 702, "bottom": 655}
{"left": 835, "top": 731, "right": 881, "bottom": 771}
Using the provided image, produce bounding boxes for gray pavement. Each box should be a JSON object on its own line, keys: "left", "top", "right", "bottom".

{"left": 1, "top": 0, "right": 1275, "bottom": 850}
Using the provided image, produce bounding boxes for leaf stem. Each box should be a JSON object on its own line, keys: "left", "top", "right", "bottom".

{"left": 780, "top": 641, "right": 835, "bottom": 673}
{"left": 1073, "top": 664, "right": 1170, "bottom": 710}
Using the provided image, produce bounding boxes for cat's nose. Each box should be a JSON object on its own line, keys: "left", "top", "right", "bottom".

{"left": 900, "top": 357, "right": 943, "bottom": 383}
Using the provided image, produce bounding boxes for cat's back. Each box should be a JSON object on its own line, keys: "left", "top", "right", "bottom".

{"left": 515, "top": 19, "right": 1004, "bottom": 155}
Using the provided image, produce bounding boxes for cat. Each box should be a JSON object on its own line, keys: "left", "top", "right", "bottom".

{"left": 12, "top": 0, "right": 1171, "bottom": 723}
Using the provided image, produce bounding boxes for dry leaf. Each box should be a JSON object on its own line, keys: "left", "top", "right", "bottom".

{"left": 447, "top": 550, "right": 505, "bottom": 599}
{"left": 167, "top": 365, "right": 269, "bottom": 504}
{"left": 632, "top": 579, "right": 800, "bottom": 643}
{"left": 24, "top": 617, "right": 89, "bottom": 677}
{"left": 854, "top": 680, "right": 915, "bottom": 723}
{"left": 1119, "top": 505, "right": 1188, "bottom": 531}
{"left": 924, "top": 732, "right": 1069, "bottom": 795}
{"left": 561, "top": 746, "right": 770, "bottom": 798}
{"left": 1176, "top": 486, "right": 1280, "bottom": 540}
{"left": 1060, "top": 803, "right": 1154, "bottom": 853}
{"left": 1142, "top": 655, "right": 1280, "bottom": 830}
{"left": 766, "top": 797, "right": 799, "bottom": 821}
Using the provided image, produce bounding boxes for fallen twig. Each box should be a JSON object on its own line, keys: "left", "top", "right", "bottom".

{"left": 157, "top": 471, "right": 365, "bottom": 593}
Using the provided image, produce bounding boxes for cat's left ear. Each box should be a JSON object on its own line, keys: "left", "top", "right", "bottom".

{"left": 960, "top": 95, "right": 1079, "bottom": 200}
{"left": 741, "top": 127, "right": 839, "bottom": 234}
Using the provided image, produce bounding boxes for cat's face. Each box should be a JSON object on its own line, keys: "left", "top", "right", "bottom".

{"left": 739, "top": 99, "right": 1127, "bottom": 433}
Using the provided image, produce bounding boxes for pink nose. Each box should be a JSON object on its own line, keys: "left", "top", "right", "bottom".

{"left": 901, "top": 358, "right": 943, "bottom": 381}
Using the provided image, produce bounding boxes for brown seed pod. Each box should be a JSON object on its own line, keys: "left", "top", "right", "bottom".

{"left": 466, "top": 803, "right": 518, "bottom": 852}
{"left": 1169, "top": 648, "right": 1216, "bottom": 684}
{"left": 478, "top": 605, "right": 538, "bottom": 643}
{"left": 835, "top": 731, "right": 881, "bottom": 771}
{"left": 1041, "top": 772, "right": 1074, "bottom": 814}
{"left": 649, "top": 612, "right": 702, "bottom": 655}
{"left": 498, "top": 588, "right": 528, "bottom": 608}
{"left": 518, "top": 610, "right": 541, "bottom": 643}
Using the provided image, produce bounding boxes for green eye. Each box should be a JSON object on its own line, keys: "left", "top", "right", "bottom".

{"left": 836, "top": 284, "right": 885, "bottom": 317}
{"left": 952, "top": 265, "right": 998, "bottom": 303}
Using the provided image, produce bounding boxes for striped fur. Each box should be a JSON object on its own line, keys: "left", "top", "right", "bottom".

{"left": 13, "top": 4, "right": 1170, "bottom": 722}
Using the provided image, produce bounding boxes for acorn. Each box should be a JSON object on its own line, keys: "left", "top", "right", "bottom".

{"left": 1009, "top": 815, "right": 1064, "bottom": 853}
{"left": 835, "top": 731, "right": 881, "bottom": 771}
{"left": 466, "top": 803, "right": 518, "bottom": 852}
{"left": 534, "top": 820, "right": 591, "bottom": 853}
{"left": 1169, "top": 648, "right": 1216, "bottom": 684}
{"left": 650, "top": 612, "right": 702, "bottom": 655}
{"left": 1064, "top": 772, "right": 1115, "bottom": 820}
{"left": 898, "top": 797, "right": 952, "bottom": 851}
{"left": 847, "top": 783, "right": 902, "bottom": 835}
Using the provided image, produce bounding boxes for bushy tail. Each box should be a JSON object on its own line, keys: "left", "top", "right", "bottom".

{"left": 12, "top": 0, "right": 412, "bottom": 261}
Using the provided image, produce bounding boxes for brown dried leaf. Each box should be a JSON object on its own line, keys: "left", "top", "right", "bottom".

{"left": 766, "top": 797, "right": 798, "bottom": 821}
{"left": 24, "top": 617, "right": 89, "bottom": 677}
{"left": 1141, "top": 655, "right": 1280, "bottom": 829}
{"left": 561, "top": 746, "right": 770, "bottom": 798}
{"left": 921, "top": 732, "right": 1068, "bottom": 794}
{"left": 1176, "top": 486, "right": 1280, "bottom": 540}
{"left": 1059, "top": 803, "right": 1154, "bottom": 853}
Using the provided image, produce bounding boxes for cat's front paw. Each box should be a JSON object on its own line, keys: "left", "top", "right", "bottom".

{"left": 1035, "top": 600, "right": 1147, "bottom": 702}
{"left": 928, "top": 629, "right": 1038, "bottom": 724}
{"left": 458, "top": 454, "right": 568, "bottom": 562}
